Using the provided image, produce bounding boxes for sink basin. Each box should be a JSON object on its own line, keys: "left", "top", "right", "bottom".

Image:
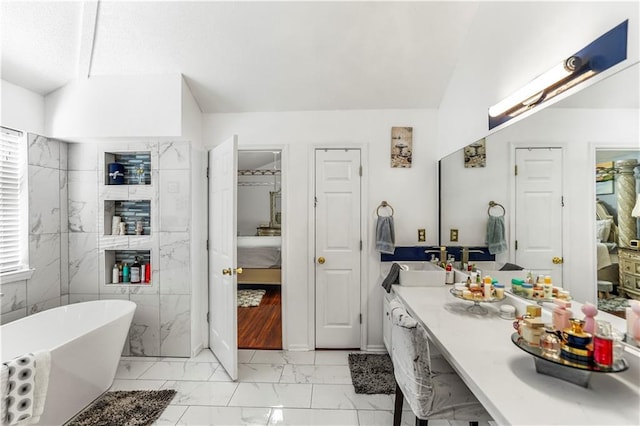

{"left": 453, "top": 261, "right": 527, "bottom": 286}
{"left": 398, "top": 262, "right": 446, "bottom": 286}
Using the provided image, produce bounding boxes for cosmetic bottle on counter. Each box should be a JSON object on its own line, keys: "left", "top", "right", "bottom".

{"left": 594, "top": 320, "right": 614, "bottom": 368}
{"left": 553, "top": 299, "right": 572, "bottom": 331}
{"left": 581, "top": 302, "right": 598, "bottom": 334}
{"left": 445, "top": 261, "right": 454, "bottom": 284}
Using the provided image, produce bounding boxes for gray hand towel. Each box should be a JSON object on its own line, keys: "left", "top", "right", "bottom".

{"left": 381, "top": 263, "right": 401, "bottom": 293}
{"left": 376, "top": 216, "right": 395, "bottom": 254}
{"left": 486, "top": 215, "right": 507, "bottom": 254}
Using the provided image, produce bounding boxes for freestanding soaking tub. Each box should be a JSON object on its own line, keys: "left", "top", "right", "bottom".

{"left": 1, "top": 299, "right": 136, "bottom": 425}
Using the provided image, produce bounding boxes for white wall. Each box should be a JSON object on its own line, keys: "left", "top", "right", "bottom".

{"left": 1, "top": 79, "right": 45, "bottom": 134}
{"left": 203, "top": 109, "right": 438, "bottom": 350}
{"left": 437, "top": 1, "right": 640, "bottom": 159}
{"left": 44, "top": 74, "right": 182, "bottom": 140}
{"left": 181, "top": 77, "right": 208, "bottom": 356}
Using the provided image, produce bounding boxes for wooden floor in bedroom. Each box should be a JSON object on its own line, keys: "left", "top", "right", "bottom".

{"left": 238, "top": 286, "right": 282, "bottom": 350}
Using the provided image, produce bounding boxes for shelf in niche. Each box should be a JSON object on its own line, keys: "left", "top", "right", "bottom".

{"left": 104, "top": 151, "right": 151, "bottom": 186}
{"left": 105, "top": 249, "right": 152, "bottom": 286}
{"left": 104, "top": 200, "right": 151, "bottom": 236}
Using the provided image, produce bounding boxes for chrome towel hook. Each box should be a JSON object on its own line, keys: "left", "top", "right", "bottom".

{"left": 377, "top": 201, "right": 394, "bottom": 217}
{"left": 488, "top": 201, "right": 505, "bottom": 217}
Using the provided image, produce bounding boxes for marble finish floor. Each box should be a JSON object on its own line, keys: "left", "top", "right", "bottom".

{"left": 112, "top": 349, "right": 494, "bottom": 426}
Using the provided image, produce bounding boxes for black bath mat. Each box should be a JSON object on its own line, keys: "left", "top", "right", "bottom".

{"left": 66, "top": 389, "right": 176, "bottom": 426}
{"left": 348, "top": 353, "right": 395, "bottom": 394}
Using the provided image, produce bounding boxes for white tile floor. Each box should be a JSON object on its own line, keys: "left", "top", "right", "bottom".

{"left": 112, "top": 349, "right": 492, "bottom": 426}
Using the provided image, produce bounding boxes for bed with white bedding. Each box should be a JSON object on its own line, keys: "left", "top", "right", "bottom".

{"left": 237, "top": 236, "right": 281, "bottom": 285}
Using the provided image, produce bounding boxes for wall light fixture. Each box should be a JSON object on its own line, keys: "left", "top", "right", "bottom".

{"left": 488, "top": 20, "right": 628, "bottom": 130}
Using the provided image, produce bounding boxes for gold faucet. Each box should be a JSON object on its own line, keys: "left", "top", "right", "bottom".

{"left": 461, "top": 247, "right": 484, "bottom": 266}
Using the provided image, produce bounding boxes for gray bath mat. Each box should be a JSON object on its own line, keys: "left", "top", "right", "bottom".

{"left": 237, "top": 289, "right": 266, "bottom": 307}
{"left": 348, "top": 353, "right": 395, "bottom": 394}
{"left": 66, "top": 389, "right": 176, "bottom": 426}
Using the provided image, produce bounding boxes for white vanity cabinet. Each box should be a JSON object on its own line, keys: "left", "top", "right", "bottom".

{"left": 383, "top": 291, "right": 394, "bottom": 352}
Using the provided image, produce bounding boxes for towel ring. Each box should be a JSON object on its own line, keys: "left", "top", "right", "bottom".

{"left": 488, "top": 201, "right": 505, "bottom": 217}
{"left": 377, "top": 201, "right": 394, "bottom": 217}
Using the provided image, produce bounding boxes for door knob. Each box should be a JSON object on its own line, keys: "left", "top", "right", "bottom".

{"left": 318, "top": 257, "right": 326, "bottom": 264}
{"left": 235, "top": 267, "right": 243, "bottom": 275}
{"left": 222, "top": 268, "right": 232, "bottom": 275}
{"left": 552, "top": 257, "right": 564, "bottom": 264}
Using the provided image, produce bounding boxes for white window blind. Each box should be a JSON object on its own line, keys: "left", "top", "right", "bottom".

{"left": 0, "top": 127, "right": 26, "bottom": 274}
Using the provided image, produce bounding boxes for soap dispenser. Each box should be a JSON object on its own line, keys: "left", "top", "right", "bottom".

{"left": 445, "top": 260, "right": 454, "bottom": 285}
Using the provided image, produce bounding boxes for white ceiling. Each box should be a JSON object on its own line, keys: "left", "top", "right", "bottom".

{"left": 1, "top": 1, "right": 480, "bottom": 113}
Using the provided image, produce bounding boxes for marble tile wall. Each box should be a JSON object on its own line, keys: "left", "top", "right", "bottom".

{"left": 1, "top": 134, "right": 69, "bottom": 324}
{"left": 65, "top": 140, "right": 192, "bottom": 357}
{"left": 3, "top": 139, "right": 194, "bottom": 358}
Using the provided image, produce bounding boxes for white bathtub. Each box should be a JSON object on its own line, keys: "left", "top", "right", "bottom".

{"left": 1, "top": 299, "right": 136, "bottom": 425}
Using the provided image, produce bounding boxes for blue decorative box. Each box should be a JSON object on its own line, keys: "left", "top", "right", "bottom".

{"left": 108, "top": 163, "right": 125, "bottom": 185}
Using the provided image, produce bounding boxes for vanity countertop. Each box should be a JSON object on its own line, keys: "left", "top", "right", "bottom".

{"left": 393, "top": 285, "right": 640, "bottom": 425}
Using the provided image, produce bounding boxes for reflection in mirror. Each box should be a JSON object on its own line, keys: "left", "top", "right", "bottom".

{"left": 237, "top": 150, "right": 281, "bottom": 236}
{"left": 439, "top": 62, "right": 639, "bottom": 314}
{"left": 595, "top": 150, "right": 639, "bottom": 319}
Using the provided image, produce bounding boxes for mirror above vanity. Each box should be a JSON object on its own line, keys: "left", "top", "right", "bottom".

{"left": 438, "top": 61, "right": 639, "bottom": 311}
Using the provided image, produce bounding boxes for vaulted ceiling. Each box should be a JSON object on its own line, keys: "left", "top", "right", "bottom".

{"left": 1, "top": 1, "right": 480, "bottom": 113}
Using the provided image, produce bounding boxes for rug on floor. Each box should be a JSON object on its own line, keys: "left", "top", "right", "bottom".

{"left": 598, "top": 295, "right": 630, "bottom": 313}
{"left": 66, "top": 389, "right": 176, "bottom": 426}
{"left": 348, "top": 353, "right": 395, "bottom": 394}
{"left": 237, "top": 289, "right": 266, "bottom": 307}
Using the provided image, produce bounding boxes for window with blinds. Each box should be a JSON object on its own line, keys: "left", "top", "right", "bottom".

{"left": 0, "top": 126, "right": 27, "bottom": 274}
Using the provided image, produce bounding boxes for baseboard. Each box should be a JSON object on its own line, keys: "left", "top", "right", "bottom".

{"left": 365, "top": 344, "right": 387, "bottom": 353}
{"left": 191, "top": 343, "right": 205, "bottom": 358}
{"left": 286, "top": 343, "right": 311, "bottom": 351}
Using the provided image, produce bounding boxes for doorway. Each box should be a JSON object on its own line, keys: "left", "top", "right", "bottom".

{"left": 314, "top": 148, "right": 362, "bottom": 349}
{"left": 236, "top": 150, "right": 283, "bottom": 349}
{"left": 514, "top": 147, "right": 564, "bottom": 283}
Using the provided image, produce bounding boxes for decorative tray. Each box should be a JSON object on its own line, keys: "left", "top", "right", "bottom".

{"left": 449, "top": 288, "right": 505, "bottom": 315}
{"left": 511, "top": 332, "right": 628, "bottom": 387}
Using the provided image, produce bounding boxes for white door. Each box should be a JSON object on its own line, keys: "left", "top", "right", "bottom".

{"left": 208, "top": 136, "right": 238, "bottom": 380}
{"left": 315, "top": 149, "right": 362, "bottom": 348}
{"left": 515, "top": 148, "right": 564, "bottom": 283}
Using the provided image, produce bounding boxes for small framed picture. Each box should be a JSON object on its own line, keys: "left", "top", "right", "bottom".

{"left": 596, "top": 161, "right": 615, "bottom": 195}
{"left": 391, "top": 127, "right": 412, "bottom": 168}
{"left": 464, "top": 138, "right": 486, "bottom": 168}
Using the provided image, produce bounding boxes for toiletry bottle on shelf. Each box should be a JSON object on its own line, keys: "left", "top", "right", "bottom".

{"left": 112, "top": 264, "right": 120, "bottom": 284}
{"left": 553, "top": 299, "right": 572, "bottom": 331}
{"left": 141, "top": 263, "right": 146, "bottom": 283}
{"left": 445, "top": 261, "right": 454, "bottom": 285}
{"left": 119, "top": 263, "right": 123, "bottom": 282}
{"left": 130, "top": 257, "right": 141, "bottom": 283}
{"left": 145, "top": 262, "right": 151, "bottom": 283}
{"left": 123, "top": 262, "right": 130, "bottom": 283}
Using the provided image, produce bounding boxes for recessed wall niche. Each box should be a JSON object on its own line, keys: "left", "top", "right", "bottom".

{"left": 104, "top": 151, "right": 151, "bottom": 185}
{"left": 105, "top": 249, "right": 152, "bottom": 285}
{"left": 103, "top": 200, "right": 151, "bottom": 236}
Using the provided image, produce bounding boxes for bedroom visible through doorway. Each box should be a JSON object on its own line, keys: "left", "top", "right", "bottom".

{"left": 237, "top": 150, "right": 283, "bottom": 349}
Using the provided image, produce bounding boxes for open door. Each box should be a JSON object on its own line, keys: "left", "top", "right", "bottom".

{"left": 208, "top": 135, "right": 238, "bottom": 380}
